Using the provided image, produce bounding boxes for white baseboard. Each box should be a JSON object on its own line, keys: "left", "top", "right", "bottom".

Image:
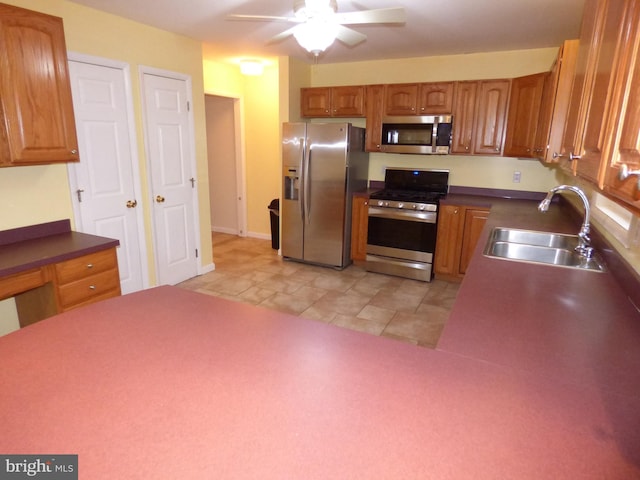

{"left": 211, "top": 226, "right": 238, "bottom": 235}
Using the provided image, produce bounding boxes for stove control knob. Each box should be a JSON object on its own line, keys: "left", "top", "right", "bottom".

{"left": 412, "top": 204, "right": 418, "bottom": 210}
{"left": 418, "top": 204, "right": 426, "bottom": 211}
{"left": 377, "top": 200, "right": 384, "bottom": 207}
{"left": 397, "top": 202, "right": 404, "bottom": 209}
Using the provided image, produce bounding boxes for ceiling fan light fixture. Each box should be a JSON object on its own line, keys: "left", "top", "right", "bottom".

{"left": 293, "top": 18, "right": 338, "bottom": 56}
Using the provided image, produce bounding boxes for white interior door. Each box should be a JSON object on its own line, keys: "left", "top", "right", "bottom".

{"left": 141, "top": 71, "right": 199, "bottom": 285}
{"left": 68, "top": 57, "right": 147, "bottom": 294}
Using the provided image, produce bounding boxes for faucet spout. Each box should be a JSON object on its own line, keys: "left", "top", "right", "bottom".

{"left": 537, "top": 185, "right": 593, "bottom": 258}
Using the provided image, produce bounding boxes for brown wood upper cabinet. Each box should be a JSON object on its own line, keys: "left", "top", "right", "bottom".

{"left": 385, "top": 82, "right": 454, "bottom": 115}
{"left": 451, "top": 79, "right": 511, "bottom": 155}
{"left": 0, "top": 3, "right": 79, "bottom": 166}
{"left": 503, "top": 72, "right": 546, "bottom": 158}
{"left": 602, "top": 1, "right": 640, "bottom": 207}
{"left": 301, "top": 86, "right": 365, "bottom": 117}
{"left": 365, "top": 84, "right": 386, "bottom": 152}
{"left": 535, "top": 40, "right": 580, "bottom": 164}
{"left": 560, "top": 0, "right": 628, "bottom": 182}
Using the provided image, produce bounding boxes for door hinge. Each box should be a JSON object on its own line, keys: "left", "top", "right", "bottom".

{"left": 187, "top": 101, "right": 190, "bottom": 112}
{"left": 195, "top": 248, "right": 199, "bottom": 258}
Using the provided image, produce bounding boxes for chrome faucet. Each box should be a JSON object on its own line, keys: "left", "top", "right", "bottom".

{"left": 538, "top": 185, "right": 593, "bottom": 258}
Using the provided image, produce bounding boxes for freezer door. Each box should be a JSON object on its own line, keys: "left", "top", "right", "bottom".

{"left": 281, "top": 123, "right": 306, "bottom": 260}
{"left": 304, "top": 123, "right": 349, "bottom": 267}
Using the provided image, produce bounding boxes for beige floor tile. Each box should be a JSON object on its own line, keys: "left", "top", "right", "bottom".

{"left": 331, "top": 314, "right": 388, "bottom": 336}
{"left": 383, "top": 311, "right": 446, "bottom": 347}
{"left": 177, "top": 233, "right": 460, "bottom": 349}
{"left": 312, "top": 290, "right": 372, "bottom": 317}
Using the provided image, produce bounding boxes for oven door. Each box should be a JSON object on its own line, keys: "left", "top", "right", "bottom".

{"left": 366, "top": 207, "right": 437, "bottom": 263}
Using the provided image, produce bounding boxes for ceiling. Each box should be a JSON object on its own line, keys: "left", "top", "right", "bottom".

{"left": 67, "top": 0, "right": 586, "bottom": 64}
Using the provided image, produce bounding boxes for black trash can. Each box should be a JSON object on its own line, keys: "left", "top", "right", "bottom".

{"left": 268, "top": 198, "right": 280, "bottom": 250}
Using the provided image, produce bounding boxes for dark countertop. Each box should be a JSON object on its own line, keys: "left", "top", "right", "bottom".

{"left": 437, "top": 197, "right": 640, "bottom": 399}
{"left": 0, "top": 219, "right": 120, "bottom": 278}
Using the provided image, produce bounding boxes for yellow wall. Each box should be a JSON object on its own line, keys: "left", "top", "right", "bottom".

{"left": 203, "top": 57, "right": 282, "bottom": 236}
{"left": 0, "top": 0, "right": 212, "bottom": 282}
{"left": 311, "top": 48, "right": 561, "bottom": 192}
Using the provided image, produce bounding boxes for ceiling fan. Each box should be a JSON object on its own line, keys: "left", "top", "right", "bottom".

{"left": 227, "top": 0, "right": 406, "bottom": 57}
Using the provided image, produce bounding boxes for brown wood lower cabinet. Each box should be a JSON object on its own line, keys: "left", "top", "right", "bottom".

{"left": 54, "top": 248, "right": 121, "bottom": 312}
{"left": 4, "top": 247, "right": 121, "bottom": 327}
{"left": 350, "top": 193, "right": 369, "bottom": 262}
{"left": 434, "top": 204, "right": 490, "bottom": 280}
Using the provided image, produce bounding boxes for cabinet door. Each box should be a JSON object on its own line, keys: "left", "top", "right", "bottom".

{"left": 459, "top": 208, "right": 489, "bottom": 274}
{"left": 418, "top": 82, "right": 454, "bottom": 114}
{"left": 434, "top": 204, "right": 464, "bottom": 276}
{"left": 0, "top": 4, "right": 79, "bottom": 166}
{"left": 504, "top": 73, "right": 546, "bottom": 158}
{"left": 536, "top": 40, "right": 580, "bottom": 163}
{"left": 603, "top": 1, "right": 640, "bottom": 205}
{"left": 385, "top": 83, "right": 419, "bottom": 115}
{"left": 301, "top": 87, "right": 332, "bottom": 117}
{"left": 350, "top": 194, "right": 369, "bottom": 261}
{"left": 576, "top": 0, "right": 629, "bottom": 185}
{"left": 473, "top": 79, "right": 511, "bottom": 155}
{"left": 331, "top": 86, "right": 365, "bottom": 116}
{"left": 451, "top": 81, "right": 478, "bottom": 154}
{"left": 560, "top": 0, "right": 614, "bottom": 175}
{"left": 365, "top": 84, "right": 385, "bottom": 152}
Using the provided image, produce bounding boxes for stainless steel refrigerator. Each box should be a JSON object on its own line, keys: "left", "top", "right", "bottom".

{"left": 281, "top": 122, "right": 369, "bottom": 269}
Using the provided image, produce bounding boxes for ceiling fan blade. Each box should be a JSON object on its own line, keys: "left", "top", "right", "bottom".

{"left": 226, "top": 14, "right": 301, "bottom": 23}
{"left": 335, "top": 25, "right": 367, "bottom": 46}
{"left": 336, "top": 7, "right": 406, "bottom": 25}
{"left": 268, "top": 25, "right": 300, "bottom": 44}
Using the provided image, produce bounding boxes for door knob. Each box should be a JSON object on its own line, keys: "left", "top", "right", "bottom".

{"left": 156, "top": 195, "right": 165, "bottom": 203}
{"left": 126, "top": 200, "right": 137, "bottom": 208}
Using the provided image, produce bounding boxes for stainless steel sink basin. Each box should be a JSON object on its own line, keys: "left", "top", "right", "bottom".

{"left": 483, "top": 227, "right": 606, "bottom": 272}
{"left": 490, "top": 227, "right": 578, "bottom": 250}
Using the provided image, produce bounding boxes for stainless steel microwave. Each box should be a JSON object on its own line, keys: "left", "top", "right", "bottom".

{"left": 381, "top": 115, "right": 452, "bottom": 154}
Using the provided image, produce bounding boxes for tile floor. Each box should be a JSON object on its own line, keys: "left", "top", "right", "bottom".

{"left": 177, "top": 233, "right": 461, "bottom": 348}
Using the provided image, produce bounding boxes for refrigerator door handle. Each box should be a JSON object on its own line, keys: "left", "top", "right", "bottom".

{"left": 303, "top": 143, "right": 312, "bottom": 225}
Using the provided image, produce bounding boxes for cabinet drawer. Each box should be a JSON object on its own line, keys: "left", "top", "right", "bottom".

{"left": 55, "top": 248, "right": 118, "bottom": 284}
{"left": 0, "top": 267, "right": 48, "bottom": 300}
{"left": 57, "top": 268, "right": 120, "bottom": 310}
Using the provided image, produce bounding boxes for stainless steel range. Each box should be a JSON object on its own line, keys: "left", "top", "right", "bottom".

{"left": 366, "top": 168, "right": 449, "bottom": 282}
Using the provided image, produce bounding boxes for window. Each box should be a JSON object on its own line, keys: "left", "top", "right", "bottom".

{"left": 592, "top": 192, "right": 640, "bottom": 249}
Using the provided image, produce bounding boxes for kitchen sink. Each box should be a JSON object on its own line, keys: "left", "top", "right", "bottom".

{"left": 483, "top": 227, "right": 606, "bottom": 272}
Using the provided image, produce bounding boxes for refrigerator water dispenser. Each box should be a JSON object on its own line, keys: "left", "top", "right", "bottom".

{"left": 284, "top": 168, "right": 299, "bottom": 200}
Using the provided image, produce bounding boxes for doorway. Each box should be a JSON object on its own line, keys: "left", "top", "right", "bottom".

{"left": 204, "top": 94, "right": 246, "bottom": 237}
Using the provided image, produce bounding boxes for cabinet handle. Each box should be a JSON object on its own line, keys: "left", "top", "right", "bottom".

{"left": 618, "top": 163, "right": 640, "bottom": 190}
{"left": 71, "top": 149, "right": 78, "bottom": 155}
{"left": 454, "top": 208, "right": 459, "bottom": 214}
{"left": 87, "top": 263, "right": 93, "bottom": 269}
{"left": 569, "top": 152, "right": 581, "bottom": 161}
{"left": 89, "top": 285, "right": 96, "bottom": 290}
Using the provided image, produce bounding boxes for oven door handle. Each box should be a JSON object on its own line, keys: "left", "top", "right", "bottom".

{"left": 368, "top": 207, "right": 437, "bottom": 223}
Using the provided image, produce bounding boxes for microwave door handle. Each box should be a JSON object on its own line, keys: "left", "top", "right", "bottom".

{"left": 432, "top": 119, "right": 438, "bottom": 153}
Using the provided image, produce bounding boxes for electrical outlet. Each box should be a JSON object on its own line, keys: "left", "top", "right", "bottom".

{"left": 512, "top": 171, "right": 521, "bottom": 183}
